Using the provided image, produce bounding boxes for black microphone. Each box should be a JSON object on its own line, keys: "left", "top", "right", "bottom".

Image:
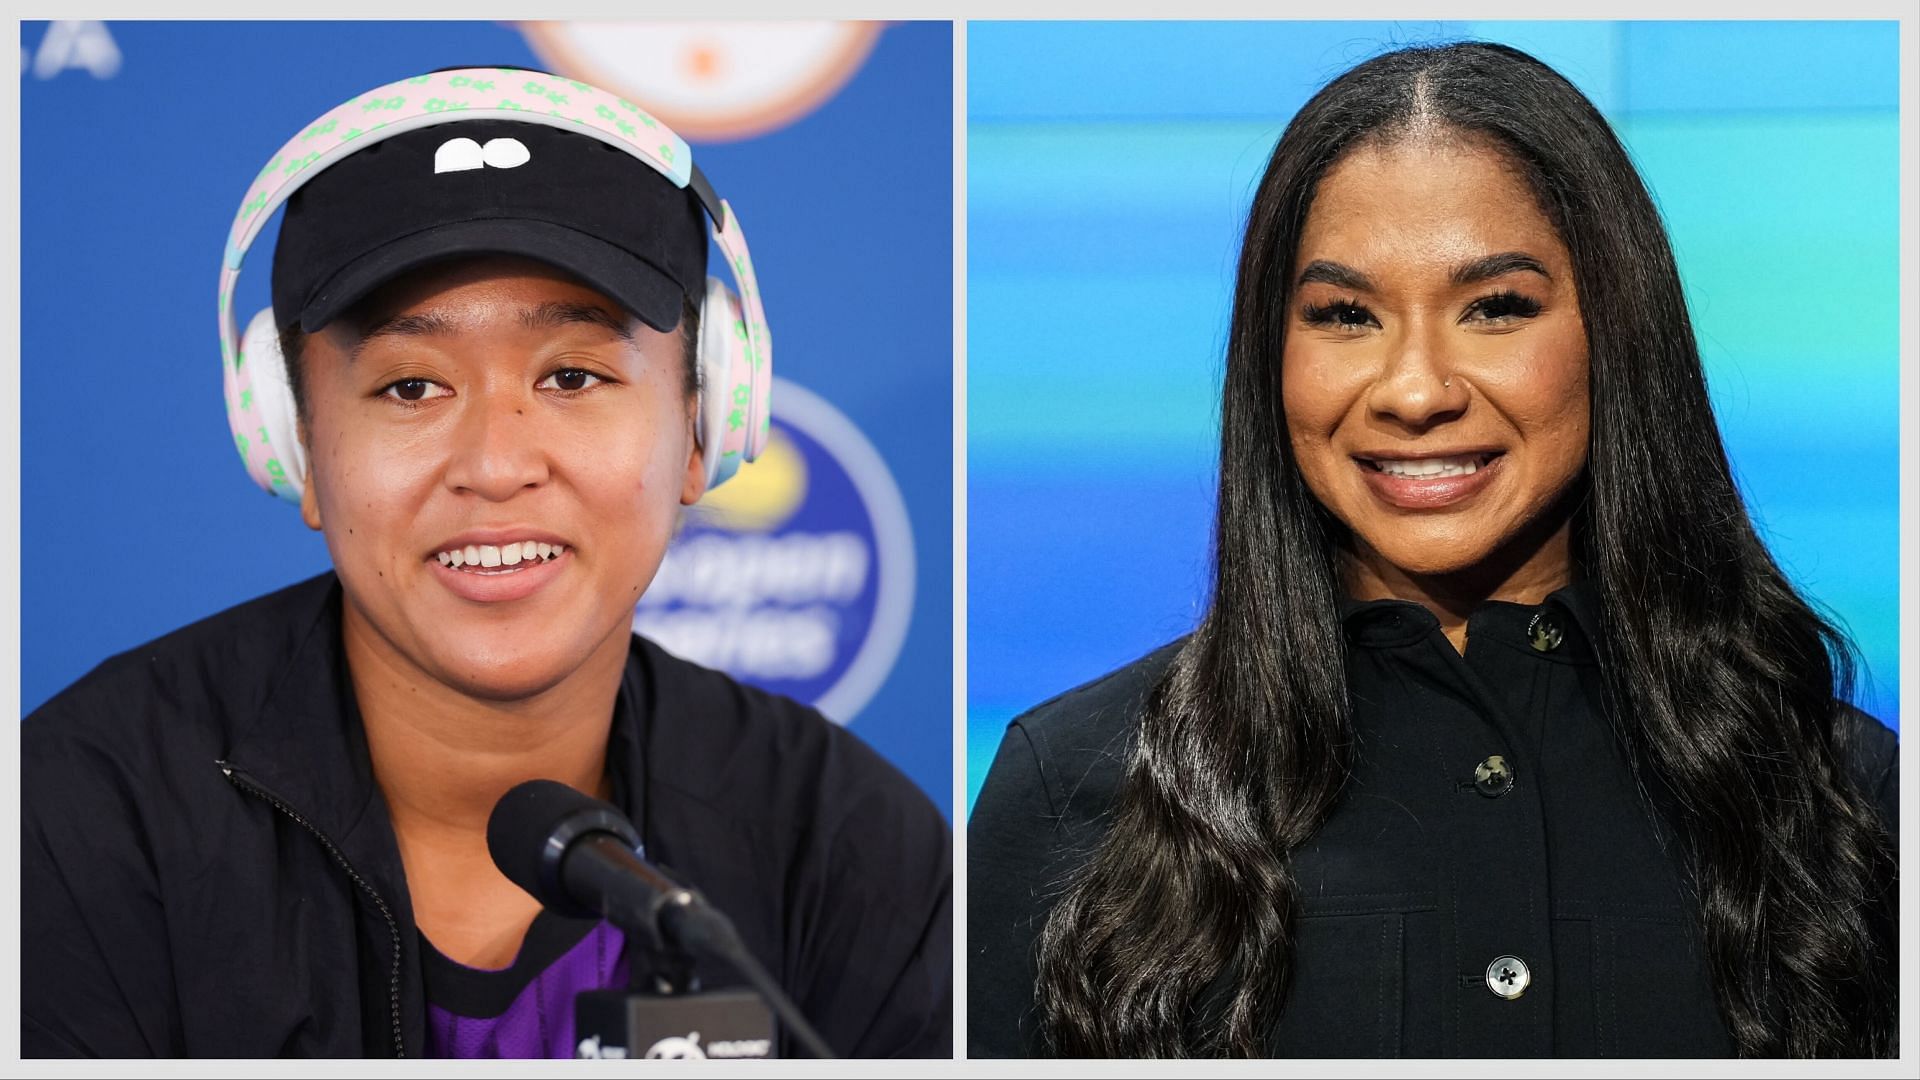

{"left": 486, "top": 778, "right": 731, "bottom": 955}
{"left": 486, "top": 779, "right": 836, "bottom": 1059}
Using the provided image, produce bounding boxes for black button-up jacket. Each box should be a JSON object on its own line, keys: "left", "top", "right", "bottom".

{"left": 968, "top": 584, "right": 1898, "bottom": 1057}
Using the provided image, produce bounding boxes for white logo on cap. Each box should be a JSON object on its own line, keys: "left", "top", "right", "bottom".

{"left": 433, "top": 137, "right": 532, "bottom": 174}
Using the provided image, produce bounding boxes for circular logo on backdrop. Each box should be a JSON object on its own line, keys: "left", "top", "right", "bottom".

{"left": 520, "top": 21, "right": 883, "bottom": 142}
{"left": 634, "top": 376, "right": 915, "bottom": 725}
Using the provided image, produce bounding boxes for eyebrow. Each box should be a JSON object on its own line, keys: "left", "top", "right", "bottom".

{"left": 1293, "top": 251, "right": 1552, "bottom": 293}
{"left": 349, "top": 311, "right": 458, "bottom": 363}
{"left": 1296, "top": 260, "right": 1374, "bottom": 292}
{"left": 517, "top": 301, "right": 635, "bottom": 341}
{"left": 1450, "top": 251, "right": 1551, "bottom": 286}
{"left": 348, "top": 301, "right": 633, "bottom": 362}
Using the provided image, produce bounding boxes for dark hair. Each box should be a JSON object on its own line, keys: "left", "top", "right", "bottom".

{"left": 278, "top": 286, "right": 702, "bottom": 422}
{"left": 1034, "top": 41, "right": 1896, "bottom": 1058}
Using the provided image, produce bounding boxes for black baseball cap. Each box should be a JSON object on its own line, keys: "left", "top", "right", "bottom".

{"left": 270, "top": 118, "right": 707, "bottom": 335}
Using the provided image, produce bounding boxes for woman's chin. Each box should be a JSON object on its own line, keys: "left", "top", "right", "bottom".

{"left": 423, "top": 643, "right": 600, "bottom": 703}
{"left": 1349, "top": 529, "right": 1502, "bottom": 582}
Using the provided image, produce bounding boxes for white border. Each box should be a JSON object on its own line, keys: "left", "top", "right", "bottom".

{"left": 950, "top": 17, "right": 972, "bottom": 1061}
{"left": 2, "top": 15, "right": 25, "bottom": 1072}
{"left": 1897, "top": 10, "right": 1919, "bottom": 1071}
{"left": 6, "top": 6, "right": 1919, "bottom": 1076}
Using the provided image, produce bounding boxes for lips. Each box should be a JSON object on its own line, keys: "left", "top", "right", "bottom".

{"left": 427, "top": 528, "right": 573, "bottom": 603}
{"left": 1355, "top": 450, "right": 1505, "bottom": 509}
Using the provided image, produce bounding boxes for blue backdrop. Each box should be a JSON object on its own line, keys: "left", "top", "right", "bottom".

{"left": 20, "top": 20, "right": 954, "bottom": 817}
{"left": 968, "top": 20, "right": 1903, "bottom": 810}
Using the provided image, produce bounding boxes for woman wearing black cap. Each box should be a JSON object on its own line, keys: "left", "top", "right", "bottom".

{"left": 23, "top": 69, "right": 951, "bottom": 1060}
{"left": 969, "top": 42, "right": 1897, "bottom": 1059}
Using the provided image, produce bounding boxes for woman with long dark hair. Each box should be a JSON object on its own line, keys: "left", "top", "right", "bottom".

{"left": 969, "top": 41, "right": 1897, "bottom": 1058}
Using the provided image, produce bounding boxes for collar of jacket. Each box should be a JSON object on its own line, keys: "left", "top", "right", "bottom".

{"left": 1336, "top": 577, "right": 1604, "bottom": 660}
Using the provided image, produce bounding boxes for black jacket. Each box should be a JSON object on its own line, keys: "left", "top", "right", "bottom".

{"left": 968, "top": 584, "right": 1898, "bottom": 1057}
{"left": 23, "top": 573, "right": 952, "bottom": 1058}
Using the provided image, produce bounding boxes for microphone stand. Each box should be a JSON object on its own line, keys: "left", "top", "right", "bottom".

{"left": 570, "top": 849, "right": 836, "bottom": 1060}
{"left": 633, "top": 935, "right": 698, "bottom": 996}
{"left": 573, "top": 917, "right": 775, "bottom": 1060}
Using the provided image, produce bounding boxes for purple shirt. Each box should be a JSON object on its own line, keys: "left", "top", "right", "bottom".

{"left": 423, "top": 915, "right": 630, "bottom": 1059}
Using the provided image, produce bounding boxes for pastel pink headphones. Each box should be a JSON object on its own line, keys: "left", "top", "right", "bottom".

{"left": 218, "top": 67, "right": 774, "bottom": 503}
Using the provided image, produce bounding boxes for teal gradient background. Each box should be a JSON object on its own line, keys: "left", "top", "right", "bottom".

{"left": 967, "top": 21, "right": 1901, "bottom": 812}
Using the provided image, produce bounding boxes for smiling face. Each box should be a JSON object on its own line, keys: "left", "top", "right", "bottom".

{"left": 297, "top": 255, "right": 705, "bottom": 702}
{"left": 1281, "top": 135, "right": 1590, "bottom": 598}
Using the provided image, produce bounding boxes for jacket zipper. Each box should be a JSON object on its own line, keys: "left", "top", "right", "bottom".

{"left": 218, "top": 760, "right": 406, "bottom": 1058}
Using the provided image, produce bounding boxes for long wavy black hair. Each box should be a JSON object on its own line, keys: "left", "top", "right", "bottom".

{"left": 1033, "top": 41, "right": 1897, "bottom": 1058}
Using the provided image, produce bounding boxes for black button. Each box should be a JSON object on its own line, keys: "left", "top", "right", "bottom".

{"left": 1474, "top": 755, "right": 1514, "bottom": 798}
{"left": 1527, "top": 611, "right": 1563, "bottom": 652}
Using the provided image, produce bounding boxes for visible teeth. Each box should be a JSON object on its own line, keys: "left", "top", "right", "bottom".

{"left": 435, "top": 539, "right": 563, "bottom": 568}
{"left": 1376, "top": 455, "right": 1483, "bottom": 478}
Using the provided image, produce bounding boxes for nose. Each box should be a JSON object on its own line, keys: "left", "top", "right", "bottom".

{"left": 1365, "top": 317, "right": 1470, "bottom": 431}
{"left": 442, "top": 387, "right": 549, "bottom": 500}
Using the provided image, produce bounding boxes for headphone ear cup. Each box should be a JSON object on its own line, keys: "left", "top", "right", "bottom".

{"left": 227, "top": 308, "right": 308, "bottom": 503}
{"left": 695, "top": 276, "right": 755, "bottom": 492}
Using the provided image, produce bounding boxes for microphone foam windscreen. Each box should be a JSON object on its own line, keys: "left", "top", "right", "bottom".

{"left": 486, "top": 779, "right": 641, "bottom": 908}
